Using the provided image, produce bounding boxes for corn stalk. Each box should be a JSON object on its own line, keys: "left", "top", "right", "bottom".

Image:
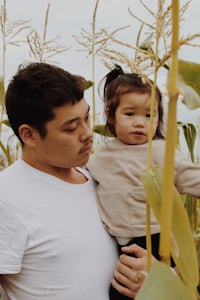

{"left": 159, "top": 0, "right": 179, "bottom": 265}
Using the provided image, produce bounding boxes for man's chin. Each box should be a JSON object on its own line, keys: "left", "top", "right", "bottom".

{"left": 80, "top": 155, "right": 90, "bottom": 167}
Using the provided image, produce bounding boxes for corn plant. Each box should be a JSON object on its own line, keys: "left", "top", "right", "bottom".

{"left": 26, "top": 3, "right": 69, "bottom": 64}
{"left": 76, "top": 0, "right": 200, "bottom": 298}
{"left": 0, "top": 0, "right": 199, "bottom": 298}
{"left": 138, "top": 1, "right": 199, "bottom": 299}
{"left": 0, "top": 2, "right": 70, "bottom": 169}
{"left": 0, "top": 0, "right": 31, "bottom": 168}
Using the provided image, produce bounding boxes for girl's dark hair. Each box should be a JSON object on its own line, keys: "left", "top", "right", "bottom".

{"left": 99, "top": 64, "right": 164, "bottom": 139}
{"left": 5, "top": 62, "right": 85, "bottom": 144}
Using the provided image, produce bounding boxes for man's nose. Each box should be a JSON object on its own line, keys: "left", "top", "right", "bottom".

{"left": 80, "top": 122, "right": 93, "bottom": 141}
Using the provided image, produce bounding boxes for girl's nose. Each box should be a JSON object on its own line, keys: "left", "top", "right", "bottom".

{"left": 133, "top": 115, "right": 145, "bottom": 127}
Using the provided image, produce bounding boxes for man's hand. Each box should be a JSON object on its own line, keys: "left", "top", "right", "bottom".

{"left": 112, "top": 244, "right": 156, "bottom": 298}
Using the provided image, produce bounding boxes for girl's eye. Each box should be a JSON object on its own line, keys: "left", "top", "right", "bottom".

{"left": 146, "top": 114, "right": 151, "bottom": 118}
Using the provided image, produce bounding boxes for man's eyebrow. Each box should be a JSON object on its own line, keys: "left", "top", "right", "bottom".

{"left": 63, "top": 105, "right": 90, "bottom": 125}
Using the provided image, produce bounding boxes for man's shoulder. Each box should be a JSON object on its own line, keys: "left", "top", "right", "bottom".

{"left": 0, "top": 160, "right": 19, "bottom": 179}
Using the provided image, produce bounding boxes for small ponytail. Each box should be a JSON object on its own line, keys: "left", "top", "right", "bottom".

{"left": 103, "top": 64, "right": 124, "bottom": 98}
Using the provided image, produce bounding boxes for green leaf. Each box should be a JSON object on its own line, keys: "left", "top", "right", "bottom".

{"left": 178, "top": 122, "right": 196, "bottom": 162}
{"left": 139, "top": 34, "right": 154, "bottom": 51}
{"left": 1, "top": 119, "right": 11, "bottom": 128}
{"left": 0, "top": 76, "right": 5, "bottom": 106}
{"left": 185, "top": 194, "right": 198, "bottom": 232}
{"left": 0, "top": 140, "right": 12, "bottom": 165}
{"left": 93, "top": 125, "right": 114, "bottom": 137}
{"left": 141, "top": 166, "right": 199, "bottom": 292}
{"left": 139, "top": 35, "right": 169, "bottom": 70}
{"left": 136, "top": 261, "right": 197, "bottom": 300}
{"left": 177, "top": 59, "right": 200, "bottom": 109}
{"left": 84, "top": 80, "right": 93, "bottom": 91}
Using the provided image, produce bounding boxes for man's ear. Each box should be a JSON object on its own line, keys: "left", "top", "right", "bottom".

{"left": 18, "top": 124, "right": 37, "bottom": 147}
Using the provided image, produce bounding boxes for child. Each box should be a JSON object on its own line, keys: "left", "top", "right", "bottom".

{"left": 86, "top": 65, "right": 200, "bottom": 299}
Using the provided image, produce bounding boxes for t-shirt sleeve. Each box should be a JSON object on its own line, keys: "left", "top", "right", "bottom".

{"left": 0, "top": 200, "right": 28, "bottom": 274}
{"left": 175, "top": 150, "right": 200, "bottom": 197}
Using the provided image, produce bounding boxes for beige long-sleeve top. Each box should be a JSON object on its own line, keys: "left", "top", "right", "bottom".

{"left": 87, "top": 139, "right": 200, "bottom": 242}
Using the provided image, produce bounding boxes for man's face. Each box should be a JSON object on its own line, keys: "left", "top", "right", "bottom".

{"left": 31, "top": 98, "right": 93, "bottom": 173}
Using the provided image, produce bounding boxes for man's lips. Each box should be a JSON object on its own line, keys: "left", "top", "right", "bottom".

{"left": 79, "top": 143, "right": 93, "bottom": 153}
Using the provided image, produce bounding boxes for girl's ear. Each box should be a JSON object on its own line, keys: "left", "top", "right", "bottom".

{"left": 18, "top": 124, "right": 37, "bottom": 147}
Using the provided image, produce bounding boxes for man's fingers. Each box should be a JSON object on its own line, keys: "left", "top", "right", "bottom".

{"left": 111, "top": 277, "right": 139, "bottom": 299}
{"left": 121, "top": 244, "right": 157, "bottom": 264}
{"left": 113, "top": 244, "right": 152, "bottom": 298}
{"left": 113, "top": 257, "right": 147, "bottom": 298}
{"left": 121, "top": 244, "right": 148, "bottom": 258}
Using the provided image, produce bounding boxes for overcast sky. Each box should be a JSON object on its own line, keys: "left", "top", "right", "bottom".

{"left": 3, "top": 0, "right": 200, "bottom": 78}
{"left": 1, "top": 0, "right": 200, "bottom": 157}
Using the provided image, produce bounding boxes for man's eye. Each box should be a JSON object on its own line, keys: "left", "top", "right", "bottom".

{"left": 146, "top": 114, "right": 151, "bottom": 118}
{"left": 65, "top": 127, "right": 76, "bottom": 132}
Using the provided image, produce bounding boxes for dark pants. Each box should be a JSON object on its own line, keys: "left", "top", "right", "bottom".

{"left": 109, "top": 233, "right": 175, "bottom": 300}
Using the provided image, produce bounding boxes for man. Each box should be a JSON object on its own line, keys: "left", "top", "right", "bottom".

{"left": 0, "top": 62, "right": 148, "bottom": 299}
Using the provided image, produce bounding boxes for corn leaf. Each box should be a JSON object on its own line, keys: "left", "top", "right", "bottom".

{"left": 185, "top": 194, "right": 198, "bottom": 233}
{"left": 0, "top": 140, "right": 12, "bottom": 165}
{"left": 84, "top": 80, "right": 93, "bottom": 91}
{"left": 0, "top": 76, "right": 5, "bottom": 106}
{"left": 141, "top": 166, "right": 199, "bottom": 291}
{"left": 177, "top": 122, "right": 196, "bottom": 162}
{"left": 136, "top": 261, "right": 197, "bottom": 300}
{"left": 177, "top": 59, "right": 200, "bottom": 109}
{"left": 93, "top": 125, "right": 114, "bottom": 137}
{"left": 1, "top": 119, "right": 11, "bottom": 128}
{"left": 139, "top": 33, "right": 154, "bottom": 51}
{"left": 139, "top": 34, "right": 169, "bottom": 70}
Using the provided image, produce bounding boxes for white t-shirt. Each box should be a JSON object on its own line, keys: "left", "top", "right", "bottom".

{"left": 0, "top": 159, "right": 117, "bottom": 300}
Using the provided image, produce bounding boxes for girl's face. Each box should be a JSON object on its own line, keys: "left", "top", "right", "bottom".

{"left": 113, "top": 92, "right": 159, "bottom": 145}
